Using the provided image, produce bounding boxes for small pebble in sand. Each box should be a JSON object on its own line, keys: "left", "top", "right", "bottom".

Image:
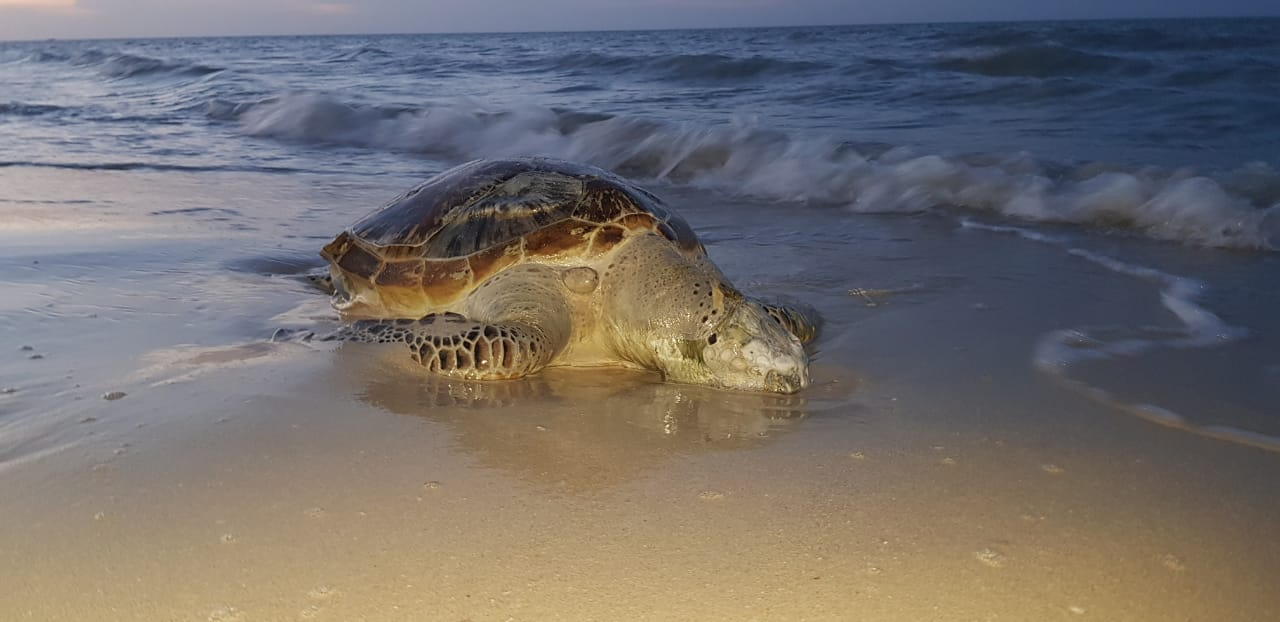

{"left": 1, "top": 388, "right": 15, "bottom": 394}
{"left": 422, "top": 480, "right": 443, "bottom": 491}
{"left": 1068, "top": 605, "right": 1087, "bottom": 615}
{"left": 219, "top": 533, "right": 237, "bottom": 544}
{"left": 93, "top": 511, "right": 106, "bottom": 521}
{"left": 307, "top": 586, "right": 338, "bottom": 600}
{"left": 975, "top": 547, "right": 1006, "bottom": 568}
{"left": 102, "top": 391, "right": 127, "bottom": 401}
{"left": 28, "top": 354, "right": 44, "bottom": 360}
{"left": 1161, "top": 554, "right": 1187, "bottom": 572}
{"left": 1041, "top": 463, "right": 1065, "bottom": 474}
{"left": 848, "top": 451, "right": 867, "bottom": 461}
{"left": 207, "top": 606, "right": 245, "bottom": 622}
{"left": 19, "top": 345, "right": 33, "bottom": 351}
{"left": 698, "top": 490, "right": 726, "bottom": 501}
{"left": 940, "top": 457, "right": 957, "bottom": 466}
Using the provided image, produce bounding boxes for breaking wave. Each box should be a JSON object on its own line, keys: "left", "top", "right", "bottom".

{"left": 211, "top": 92, "right": 1280, "bottom": 251}
{"left": 0, "top": 102, "right": 68, "bottom": 117}
{"left": 531, "top": 51, "right": 831, "bottom": 81}
{"left": 935, "top": 44, "right": 1152, "bottom": 78}
{"left": 60, "top": 49, "right": 224, "bottom": 79}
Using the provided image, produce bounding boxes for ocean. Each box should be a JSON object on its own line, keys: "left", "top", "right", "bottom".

{"left": 3, "top": 20, "right": 1280, "bottom": 243}
{"left": 2, "top": 18, "right": 1279, "bottom": 620}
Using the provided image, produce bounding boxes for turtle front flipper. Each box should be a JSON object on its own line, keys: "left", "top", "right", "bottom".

{"left": 759, "top": 301, "right": 822, "bottom": 345}
{"left": 329, "top": 314, "right": 560, "bottom": 380}
{"left": 329, "top": 264, "right": 573, "bottom": 381}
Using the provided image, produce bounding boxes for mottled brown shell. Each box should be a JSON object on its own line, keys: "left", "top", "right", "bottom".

{"left": 321, "top": 158, "right": 704, "bottom": 313}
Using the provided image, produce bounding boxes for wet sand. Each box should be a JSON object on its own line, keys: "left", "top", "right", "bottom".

{"left": 3, "top": 167, "right": 1279, "bottom": 621}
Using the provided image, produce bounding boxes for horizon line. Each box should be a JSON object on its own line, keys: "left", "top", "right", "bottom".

{"left": 1, "top": 13, "right": 1277, "bottom": 44}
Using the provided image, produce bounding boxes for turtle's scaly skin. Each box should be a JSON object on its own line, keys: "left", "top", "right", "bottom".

{"left": 320, "top": 158, "right": 817, "bottom": 393}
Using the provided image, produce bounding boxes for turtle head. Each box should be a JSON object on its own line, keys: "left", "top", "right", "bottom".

{"left": 656, "top": 298, "right": 809, "bottom": 394}
{"left": 602, "top": 235, "right": 810, "bottom": 394}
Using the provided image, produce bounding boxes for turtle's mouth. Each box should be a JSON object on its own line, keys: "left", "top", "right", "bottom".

{"left": 765, "top": 369, "right": 809, "bottom": 394}
{"left": 694, "top": 302, "right": 810, "bottom": 394}
{"left": 704, "top": 358, "right": 809, "bottom": 394}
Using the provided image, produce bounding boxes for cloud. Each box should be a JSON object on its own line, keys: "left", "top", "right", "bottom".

{"left": 0, "top": 0, "right": 76, "bottom": 7}
{"left": 292, "top": 1, "right": 355, "bottom": 15}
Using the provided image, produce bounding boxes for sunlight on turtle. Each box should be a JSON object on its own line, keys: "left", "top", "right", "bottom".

{"left": 317, "top": 158, "right": 820, "bottom": 393}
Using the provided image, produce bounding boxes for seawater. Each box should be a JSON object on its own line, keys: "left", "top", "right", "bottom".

{"left": 0, "top": 19, "right": 1278, "bottom": 450}
{"left": 1, "top": 19, "right": 1278, "bottom": 248}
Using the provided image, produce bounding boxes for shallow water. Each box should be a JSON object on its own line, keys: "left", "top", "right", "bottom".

{"left": 2, "top": 18, "right": 1280, "bottom": 621}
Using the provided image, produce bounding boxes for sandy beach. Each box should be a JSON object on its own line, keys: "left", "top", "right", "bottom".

{"left": 3, "top": 166, "right": 1279, "bottom": 621}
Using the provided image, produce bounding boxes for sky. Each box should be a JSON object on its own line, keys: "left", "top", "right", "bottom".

{"left": 0, "top": 0, "right": 1277, "bottom": 40}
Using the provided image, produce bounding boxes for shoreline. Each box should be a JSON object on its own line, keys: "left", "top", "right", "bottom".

{"left": 2, "top": 167, "right": 1279, "bottom": 620}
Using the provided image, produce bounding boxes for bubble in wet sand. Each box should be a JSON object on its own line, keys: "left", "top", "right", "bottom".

{"left": 974, "top": 547, "right": 1007, "bottom": 568}
{"left": 207, "top": 606, "right": 245, "bottom": 622}
{"left": 1161, "top": 554, "right": 1187, "bottom": 572}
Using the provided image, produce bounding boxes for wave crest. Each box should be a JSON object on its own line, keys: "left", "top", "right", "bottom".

{"left": 538, "top": 51, "right": 829, "bottom": 81}
{"left": 213, "top": 93, "right": 1278, "bottom": 251}
{"left": 937, "top": 44, "right": 1152, "bottom": 78}
{"left": 0, "top": 102, "right": 67, "bottom": 117}
{"left": 63, "top": 50, "right": 223, "bottom": 79}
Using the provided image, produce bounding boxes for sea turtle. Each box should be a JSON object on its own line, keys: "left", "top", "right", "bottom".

{"left": 318, "top": 157, "right": 819, "bottom": 393}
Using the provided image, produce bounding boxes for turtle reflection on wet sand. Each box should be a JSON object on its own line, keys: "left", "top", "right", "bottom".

{"left": 318, "top": 157, "right": 819, "bottom": 393}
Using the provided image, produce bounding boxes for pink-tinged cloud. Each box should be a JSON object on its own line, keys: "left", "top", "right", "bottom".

{"left": 291, "top": 0, "right": 355, "bottom": 14}
{"left": 311, "top": 3, "right": 354, "bottom": 14}
{"left": 0, "top": 0, "right": 76, "bottom": 6}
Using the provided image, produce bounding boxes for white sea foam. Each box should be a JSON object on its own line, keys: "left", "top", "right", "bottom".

{"left": 965, "top": 220, "right": 1247, "bottom": 366}
{"left": 220, "top": 93, "right": 1279, "bottom": 252}
{"left": 966, "top": 220, "right": 1275, "bottom": 451}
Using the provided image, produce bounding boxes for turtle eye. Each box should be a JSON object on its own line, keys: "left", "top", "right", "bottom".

{"left": 707, "top": 333, "right": 718, "bottom": 345}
